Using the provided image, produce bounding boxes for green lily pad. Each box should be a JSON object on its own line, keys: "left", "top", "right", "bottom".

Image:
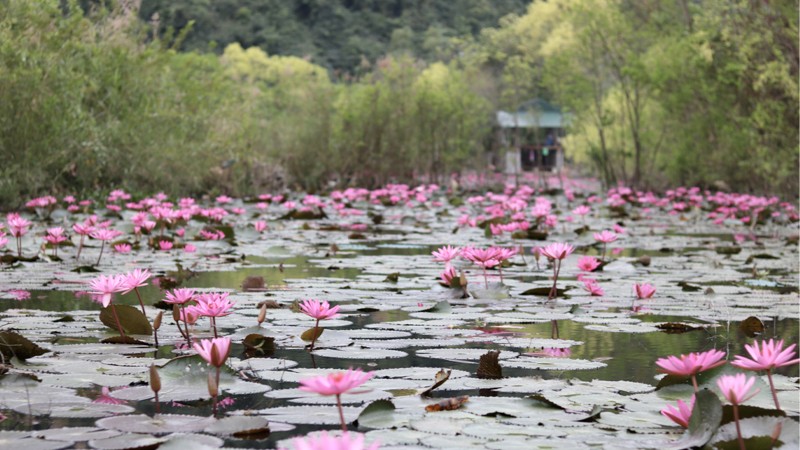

{"left": 99, "top": 305, "right": 153, "bottom": 335}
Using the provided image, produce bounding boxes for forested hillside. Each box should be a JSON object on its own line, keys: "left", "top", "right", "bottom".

{"left": 137, "top": 0, "right": 530, "bottom": 71}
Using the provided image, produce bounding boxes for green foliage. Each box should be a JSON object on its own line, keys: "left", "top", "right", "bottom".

{"left": 138, "top": 0, "right": 530, "bottom": 71}
{"left": 476, "top": 0, "right": 798, "bottom": 196}
{"left": 0, "top": 0, "right": 491, "bottom": 206}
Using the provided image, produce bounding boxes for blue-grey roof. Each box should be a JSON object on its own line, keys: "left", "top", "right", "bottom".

{"left": 496, "top": 98, "right": 569, "bottom": 128}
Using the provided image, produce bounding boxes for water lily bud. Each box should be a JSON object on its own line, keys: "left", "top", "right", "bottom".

{"left": 257, "top": 303, "right": 267, "bottom": 325}
{"left": 207, "top": 370, "right": 218, "bottom": 397}
{"left": 149, "top": 364, "right": 161, "bottom": 393}
{"left": 172, "top": 304, "right": 180, "bottom": 323}
{"left": 153, "top": 311, "right": 163, "bottom": 330}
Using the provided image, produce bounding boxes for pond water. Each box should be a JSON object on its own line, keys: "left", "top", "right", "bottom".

{"left": 0, "top": 185, "right": 798, "bottom": 449}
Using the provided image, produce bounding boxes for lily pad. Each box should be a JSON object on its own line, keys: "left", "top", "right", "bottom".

{"left": 99, "top": 305, "right": 153, "bottom": 335}
{"left": 95, "top": 414, "right": 216, "bottom": 435}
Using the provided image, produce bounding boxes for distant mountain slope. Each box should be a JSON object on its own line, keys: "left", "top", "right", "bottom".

{"left": 138, "top": 0, "right": 530, "bottom": 71}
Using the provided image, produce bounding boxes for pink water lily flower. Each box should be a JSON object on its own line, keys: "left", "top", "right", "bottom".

{"left": 577, "top": 256, "right": 601, "bottom": 272}
{"left": 732, "top": 338, "right": 798, "bottom": 410}
{"left": 193, "top": 337, "right": 231, "bottom": 368}
{"left": 731, "top": 339, "right": 799, "bottom": 372}
{"left": 539, "top": 242, "right": 574, "bottom": 260}
{"left": 121, "top": 268, "right": 152, "bottom": 294}
{"left": 593, "top": 230, "right": 618, "bottom": 243}
{"left": 281, "top": 431, "right": 379, "bottom": 450}
{"left": 717, "top": 373, "right": 759, "bottom": 405}
{"left": 93, "top": 386, "right": 127, "bottom": 405}
{"left": 164, "top": 288, "right": 196, "bottom": 305}
{"left": 440, "top": 266, "right": 457, "bottom": 286}
{"left": 656, "top": 349, "right": 727, "bottom": 391}
{"left": 582, "top": 280, "right": 604, "bottom": 296}
{"left": 634, "top": 283, "right": 656, "bottom": 299}
{"left": 299, "top": 299, "right": 340, "bottom": 320}
{"left": 432, "top": 245, "right": 461, "bottom": 265}
{"left": 661, "top": 396, "right": 694, "bottom": 428}
{"left": 717, "top": 373, "right": 760, "bottom": 449}
{"left": 299, "top": 368, "right": 374, "bottom": 397}
{"left": 192, "top": 293, "right": 236, "bottom": 317}
{"left": 88, "top": 274, "right": 127, "bottom": 307}
{"left": 114, "top": 243, "right": 131, "bottom": 254}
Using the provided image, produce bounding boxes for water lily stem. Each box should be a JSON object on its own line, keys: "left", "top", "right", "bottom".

{"left": 691, "top": 375, "right": 699, "bottom": 393}
{"left": 309, "top": 319, "right": 320, "bottom": 352}
{"left": 766, "top": 370, "right": 781, "bottom": 410}
{"left": 96, "top": 241, "right": 105, "bottom": 266}
{"left": 733, "top": 404, "right": 745, "bottom": 450}
{"left": 181, "top": 305, "right": 192, "bottom": 347}
{"left": 76, "top": 235, "right": 85, "bottom": 259}
{"left": 109, "top": 303, "right": 127, "bottom": 338}
{"left": 211, "top": 317, "right": 218, "bottom": 338}
{"left": 336, "top": 393, "right": 347, "bottom": 431}
{"left": 134, "top": 287, "right": 146, "bottom": 316}
{"left": 548, "top": 260, "right": 561, "bottom": 301}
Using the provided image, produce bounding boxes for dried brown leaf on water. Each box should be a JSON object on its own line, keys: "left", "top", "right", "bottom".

{"left": 242, "top": 276, "right": 266, "bottom": 291}
{"left": 0, "top": 331, "right": 49, "bottom": 360}
{"left": 655, "top": 322, "right": 699, "bottom": 334}
{"left": 476, "top": 350, "right": 502, "bottom": 379}
{"left": 419, "top": 369, "right": 451, "bottom": 396}
{"left": 739, "top": 316, "right": 765, "bottom": 338}
{"left": 425, "top": 395, "right": 469, "bottom": 412}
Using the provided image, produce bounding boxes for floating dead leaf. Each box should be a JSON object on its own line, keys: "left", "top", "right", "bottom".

{"left": 384, "top": 272, "right": 400, "bottom": 283}
{"left": 71, "top": 265, "right": 101, "bottom": 273}
{"left": 476, "top": 350, "right": 502, "bottom": 379}
{"left": 715, "top": 245, "right": 741, "bottom": 255}
{"left": 420, "top": 369, "right": 451, "bottom": 396}
{"left": 100, "top": 305, "right": 153, "bottom": 335}
{"left": 655, "top": 322, "right": 699, "bottom": 334}
{"left": 636, "top": 255, "right": 651, "bottom": 267}
{"left": 677, "top": 281, "right": 702, "bottom": 292}
{"left": 750, "top": 253, "right": 780, "bottom": 260}
{"left": 573, "top": 225, "right": 590, "bottom": 235}
{"left": 425, "top": 396, "right": 469, "bottom": 412}
{"left": 279, "top": 209, "right": 327, "bottom": 220}
{"left": 739, "top": 316, "right": 765, "bottom": 338}
{"left": 0, "top": 331, "right": 49, "bottom": 360}
{"left": 242, "top": 276, "right": 265, "bottom": 291}
{"left": 522, "top": 229, "right": 549, "bottom": 240}
{"left": 300, "top": 327, "right": 324, "bottom": 342}
{"left": 348, "top": 232, "right": 367, "bottom": 239}
{"left": 100, "top": 336, "right": 150, "bottom": 345}
{"left": 520, "top": 287, "right": 567, "bottom": 297}
{"left": 242, "top": 334, "right": 275, "bottom": 358}
{"left": 258, "top": 300, "right": 281, "bottom": 309}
